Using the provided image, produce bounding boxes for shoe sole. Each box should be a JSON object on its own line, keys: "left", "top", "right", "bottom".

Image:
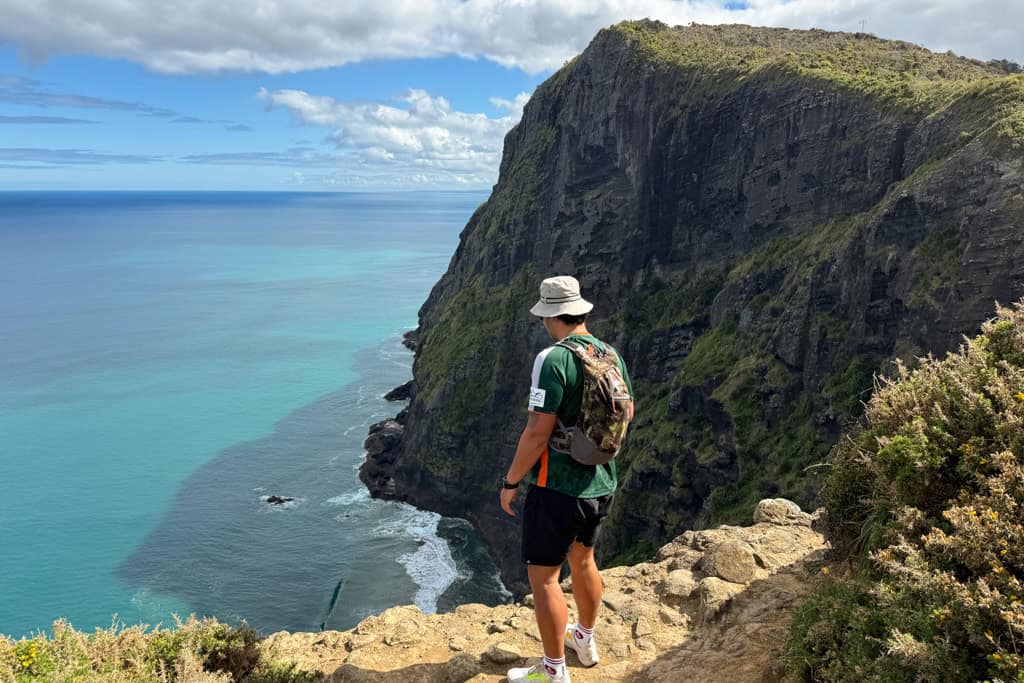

{"left": 564, "top": 633, "right": 599, "bottom": 668}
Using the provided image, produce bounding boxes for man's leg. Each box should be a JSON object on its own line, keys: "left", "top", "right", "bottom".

{"left": 566, "top": 541, "right": 602, "bottom": 629}
{"left": 528, "top": 563, "right": 567, "bottom": 659}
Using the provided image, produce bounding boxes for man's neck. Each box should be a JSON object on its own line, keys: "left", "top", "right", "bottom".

{"left": 557, "top": 324, "right": 590, "bottom": 341}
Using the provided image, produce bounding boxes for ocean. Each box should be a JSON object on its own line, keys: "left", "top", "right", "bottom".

{"left": 0, "top": 191, "right": 509, "bottom": 640}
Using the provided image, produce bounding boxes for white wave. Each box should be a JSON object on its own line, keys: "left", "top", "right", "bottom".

{"left": 373, "top": 503, "right": 458, "bottom": 614}
{"left": 494, "top": 570, "right": 514, "bottom": 601}
{"left": 129, "top": 588, "right": 189, "bottom": 630}
{"left": 326, "top": 489, "right": 370, "bottom": 506}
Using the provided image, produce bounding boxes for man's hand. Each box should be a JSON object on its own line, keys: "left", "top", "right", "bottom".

{"left": 500, "top": 486, "right": 519, "bottom": 516}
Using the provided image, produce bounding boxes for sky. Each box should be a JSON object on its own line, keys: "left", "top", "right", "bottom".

{"left": 0, "top": 1, "right": 1021, "bottom": 191}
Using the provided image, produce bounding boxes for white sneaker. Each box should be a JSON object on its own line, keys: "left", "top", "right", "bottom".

{"left": 507, "top": 661, "right": 571, "bottom": 683}
{"left": 564, "top": 624, "right": 599, "bottom": 667}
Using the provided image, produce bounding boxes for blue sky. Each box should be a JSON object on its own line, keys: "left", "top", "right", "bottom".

{"left": 0, "top": 52, "right": 547, "bottom": 190}
{"left": 0, "top": 1, "right": 1020, "bottom": 191}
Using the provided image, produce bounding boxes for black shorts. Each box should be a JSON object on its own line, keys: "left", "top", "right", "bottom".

{"left": 521, "top": 485, "right": 614, "bottom": 567}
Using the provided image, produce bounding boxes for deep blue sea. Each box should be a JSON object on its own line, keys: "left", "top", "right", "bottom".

{"left": 0, "top": 191, "right": 508, "bottom": 640}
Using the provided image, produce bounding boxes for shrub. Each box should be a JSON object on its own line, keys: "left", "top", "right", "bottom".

{"left": 0, "top": 616, "right": 320, "bottom": 683}
{"left": 787, "top": 300, "right": 1024, "bottom": 682}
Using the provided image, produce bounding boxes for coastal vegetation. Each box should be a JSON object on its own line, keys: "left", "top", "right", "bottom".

{"left": 786, "top": 301, "right": 1024, "bottom": 681}
{"left": 0, "top": 616, "right": 319, "bottom": 683}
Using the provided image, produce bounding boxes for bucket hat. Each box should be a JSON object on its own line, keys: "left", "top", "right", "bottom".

{"left": 529, "top": 275, "right": 594, "bottom": 317}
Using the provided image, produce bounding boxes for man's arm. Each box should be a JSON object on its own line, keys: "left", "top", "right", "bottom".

{"left": 500, "top": 410, "right": 557, "bottom": 516}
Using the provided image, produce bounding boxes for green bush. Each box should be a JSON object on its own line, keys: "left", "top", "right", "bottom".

{"left": 0, "top": 616, "right": 321, "bottom": 683}
{"left": 787, "top": 300, "right": 1024, "bottom": 681}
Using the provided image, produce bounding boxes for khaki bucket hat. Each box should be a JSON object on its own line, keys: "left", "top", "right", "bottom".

{"left": 529, "top": 275, "right": 594, "bottom": 317}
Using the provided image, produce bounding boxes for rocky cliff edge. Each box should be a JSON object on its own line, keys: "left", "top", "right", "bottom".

{"left": 262, "top": 498, "right": 825, "bottom": 682}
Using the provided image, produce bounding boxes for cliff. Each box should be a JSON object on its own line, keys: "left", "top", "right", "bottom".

{"left": 360, "top": 19, "right": 1024, "bottom": 594}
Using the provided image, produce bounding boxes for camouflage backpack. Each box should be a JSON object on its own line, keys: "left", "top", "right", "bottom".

{"left": 548, "top": 338, "right": 634, "bottom": 466}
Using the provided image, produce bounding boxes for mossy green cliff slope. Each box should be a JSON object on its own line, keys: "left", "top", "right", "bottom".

{"left": 361, "top": 20, "right": 1024, "bottom": 595}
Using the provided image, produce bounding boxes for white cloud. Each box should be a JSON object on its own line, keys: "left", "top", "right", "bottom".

{"left": 0, "top": 1, "right": 1020, "bottom": 74}
{"left": 258, "top": 87, "right": 530, "bottom": 187}
{"left": 490, "top": 93, "right": 532, "bottom": 120}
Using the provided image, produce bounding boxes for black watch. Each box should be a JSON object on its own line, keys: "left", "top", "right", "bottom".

{"left": 502, "top": 477, "right": 520, "bottom": 490}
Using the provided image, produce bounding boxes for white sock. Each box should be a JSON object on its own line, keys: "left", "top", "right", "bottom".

{"left": 573, "top": 622, "right": 595, "bottom": 645}
{"left": 543, "top": 655, "right": 566, "bottom": 677}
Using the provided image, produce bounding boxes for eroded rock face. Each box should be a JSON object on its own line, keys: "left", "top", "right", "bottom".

{"left": 360, "top": 19, "right": 1024, "bottom": 594}
{"left": 260, "top": 499, "right": 826, "bottom": 682}
{"left": 363, "top": 420, "right": 403, "bottom": 458}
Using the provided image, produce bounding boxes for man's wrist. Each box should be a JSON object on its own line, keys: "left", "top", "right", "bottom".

{"left": 502, "top": 477, "right": 520, "bottom": 490}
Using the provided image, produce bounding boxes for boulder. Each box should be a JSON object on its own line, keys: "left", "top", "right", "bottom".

{"left": 754, "top": 498, "right": 813, "bottom": 526}
{"left": 659, "top": 569, "right": 698, "bottom": 603}
{"left": 443, "top": 653, "right": 481, "bottom": 682}
{"left": 485, "top": 642, "right": 522, "bottom": 665}
{"left": 705, "top": 540, "right": 758, "bottom": 584}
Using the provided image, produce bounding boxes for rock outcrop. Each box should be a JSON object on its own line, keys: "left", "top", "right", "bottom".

{"left": 361, "top": 20, "right": 1024, "bottom": 594}
{"left": 261, "top": 499, "right": 826, "bottom": 682}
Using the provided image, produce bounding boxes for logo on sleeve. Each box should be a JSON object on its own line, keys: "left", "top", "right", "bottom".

{"left": 528, "top": 387, "right": 546, "bottom": 408}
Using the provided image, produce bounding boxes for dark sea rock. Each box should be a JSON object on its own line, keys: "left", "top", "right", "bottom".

{"left": 384, "top": 381, "right": 413, "bottom": 402}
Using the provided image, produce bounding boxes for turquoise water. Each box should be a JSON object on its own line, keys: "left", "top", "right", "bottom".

{"left": 0, "top": 191, "right": 506, "bottom": 639}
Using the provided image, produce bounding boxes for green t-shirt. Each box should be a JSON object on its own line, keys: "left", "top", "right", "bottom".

{"left": 525, "top": 333, "right": 633, "bottom": 498}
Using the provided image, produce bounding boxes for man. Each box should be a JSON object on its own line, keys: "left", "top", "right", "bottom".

{"left": 500, "top": 275, "right": 634, "bottom": 683}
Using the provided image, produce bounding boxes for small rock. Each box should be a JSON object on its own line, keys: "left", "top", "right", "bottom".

{"left": 810, "top": 508, "right": 828, "bottom": 535}
{"left": 633, "top": 617, "right": 653, "bottom": 637}
{"left": 698, "top": 577, "right": 744, "bottom": 623}
{"left": 443, "top": 653, "right": 481, "bottom": 683}
{"left": 754, "top": 498, "right": 812, "bottom": 526}
{"left": 384, "top": 620, "right": 422, "bottom": 646}
{"left": 448, "top": 636, "right": 469, "bottom": 652}
{"left": 487, "top": 622, "right": 510, "bottom": 634}
{"left": 609, "top": 642, "right": 631, "bottom": 658}
{"left": 507, "top": 617, "right": 526, "bottom": 630}
{"left": 378, "top": 605, "right": 423, "bottom": 626}
{"left": 659, "top": 569, "right": 698, "bottom": 602}
{"left": 522, "top": 594, "right": 535, "bottom": 608}
{"left": 346, "top": 633, "right": 379, "bottom": 651}
{"left": 655, "top": 542, "right": 688, "bottom": 562}
{"left": 667, "top": 550, "right": 702, "bottom": 571}
{"left": 634, "top": 637, "right": 656, "bottom": 651}
{"left": 681, "top": 530, "right": 715, "bottom": 550}
{"left": 486, "top": 642, "right": 522, "bottom": 664}
{"left": 705, "top": 540, "right": 758, "bottom": 584}
{"left": 454, "top": 603, "right": 492, "bottom": 619}
{"left": 602, "top": 594, "right": 628, "bottom": 613}
{"left": 658, "top": 606, "right": 689, "bottom": 627}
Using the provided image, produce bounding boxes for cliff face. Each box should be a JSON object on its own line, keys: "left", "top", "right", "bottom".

{"left": 361, "top": 20, "right": 1024, "bottom": 594}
